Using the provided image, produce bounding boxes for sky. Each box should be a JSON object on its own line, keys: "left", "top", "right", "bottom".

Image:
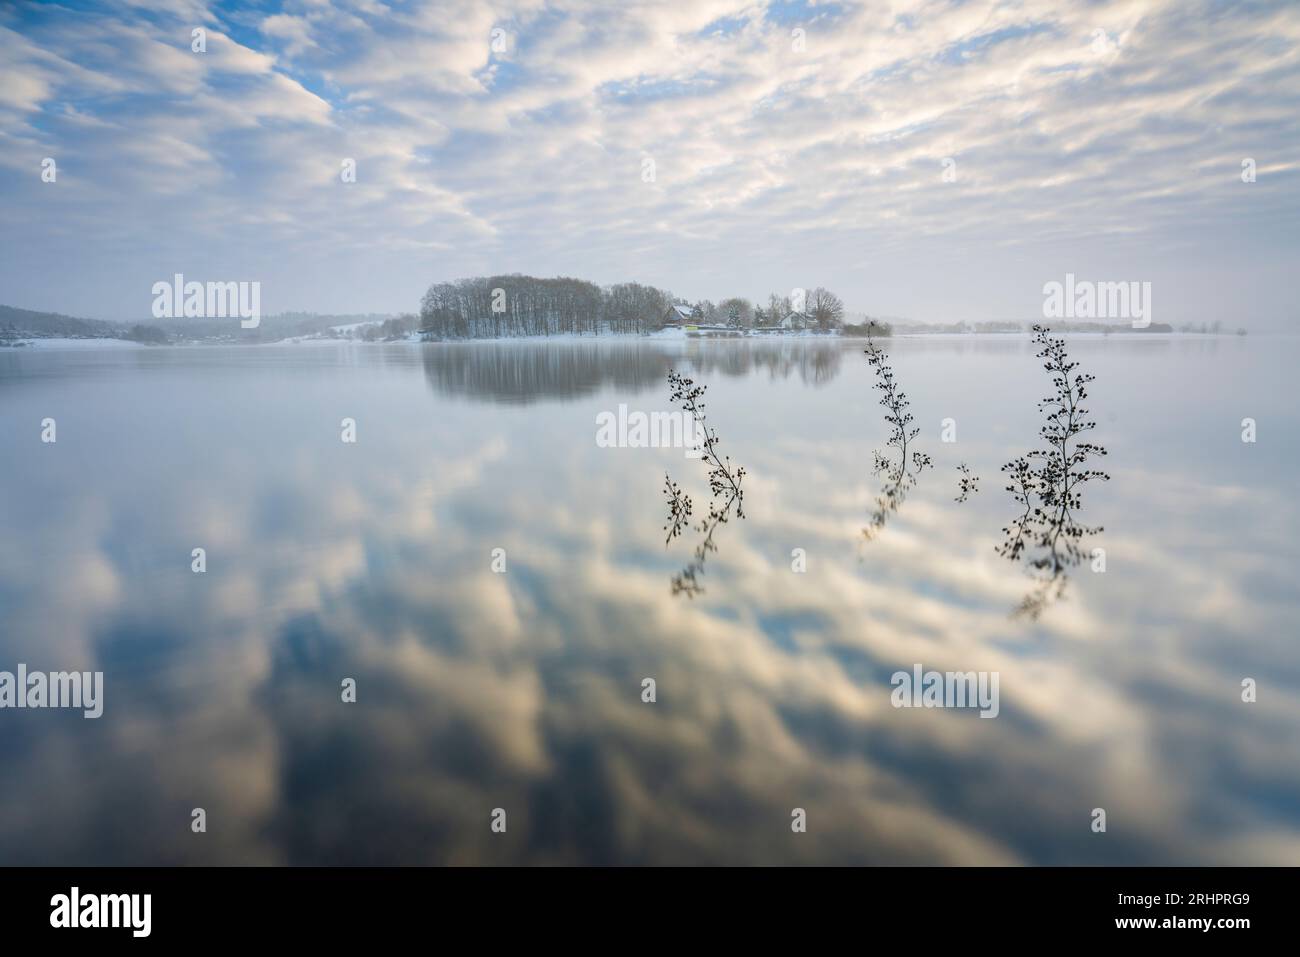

{"left": 1, "top": 0, "right": 1297, "bottom": 326}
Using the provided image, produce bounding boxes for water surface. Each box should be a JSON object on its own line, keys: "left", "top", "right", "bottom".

{"left": 1, "top": 335, "right": 1297, "bottom": 865}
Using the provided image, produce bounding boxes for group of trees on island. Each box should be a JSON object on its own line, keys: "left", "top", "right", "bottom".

{"left": 417, "top": 275, "right": 854, "bottom": 339}
{"left": 420, "top": 276, "right": 667, "bottom": 338}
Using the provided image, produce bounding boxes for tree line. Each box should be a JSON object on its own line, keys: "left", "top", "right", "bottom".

{"left": 418, "top": 275, "right": 851, "bottom": 339}
{"left": 702, "top": 288, "right": 844, "bottom": 331}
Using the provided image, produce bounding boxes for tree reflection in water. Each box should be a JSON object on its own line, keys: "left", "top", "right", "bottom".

{"left": 420, "top": 338, "right": 844, "bottom": 404}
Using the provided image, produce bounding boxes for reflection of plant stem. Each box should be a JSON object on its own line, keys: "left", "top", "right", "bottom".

{"left": 1014, "top": 575, "right": 1067, "bottom": 620}
{"left": 864, "top": 332, "right": 930, "bottom": 537}
{"left": 664, "top": 370, "right": 746, "bottom": 597}
{"left": 672, "top": 487, "right": 741, "bottom": 597}
{"left": 663, "top": 475, "right": 692, "bottom": 545}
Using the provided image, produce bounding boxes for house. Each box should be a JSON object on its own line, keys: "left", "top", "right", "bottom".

{"left": 661, "top": 304, "right": 696, "bottom": 327}
{"left": 777, "top": 311, "right": 811, "bottom": 331}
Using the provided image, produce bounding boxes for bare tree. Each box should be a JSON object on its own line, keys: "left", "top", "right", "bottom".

{"left": 419, "top": 275, "right": 674, "bottom": 338}
{"left": 767, "top": 292, "right": 791, "bottom": 325}
{"left": 808, "top": 287, "right": 844, "bottom": 331}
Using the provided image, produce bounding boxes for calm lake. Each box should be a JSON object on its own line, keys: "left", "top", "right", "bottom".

{"left": 1, "top": 334, "right": 1297, "bottom": 865}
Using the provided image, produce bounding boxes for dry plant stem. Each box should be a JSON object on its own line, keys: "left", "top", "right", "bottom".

{"left": 664, "top": 370, "right": 746, "bottom": 596}
{"left": 996, "top": 325, "right": 1110, "bottom": 618}
{"left": 863, "top": 332, "right": 930, "bottom": 536}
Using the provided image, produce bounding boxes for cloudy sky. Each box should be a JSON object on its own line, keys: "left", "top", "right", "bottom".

{"left": 1, "top": 0, "right": 1297, "bottom": 326}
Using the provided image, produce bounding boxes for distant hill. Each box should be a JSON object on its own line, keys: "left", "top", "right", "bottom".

{"left": 0, "top": 305, "right": 408, "bottom": 344}
{"left": 152, "top": 311, "right": 407, "bottom": 341}
{"left": 0, "top": 304, "right": 121, "bottom": 338}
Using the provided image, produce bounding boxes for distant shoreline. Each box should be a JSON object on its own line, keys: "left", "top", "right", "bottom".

{"left": 2, "top": 299, "right": 1255, "bottom": 346}
{"left": 3, "top": 328, "right": 1257, "bottom": 350}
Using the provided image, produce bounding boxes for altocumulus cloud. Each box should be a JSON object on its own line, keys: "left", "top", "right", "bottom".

{"left": 0, "top": 0, "right": 1297, "bottom": 325}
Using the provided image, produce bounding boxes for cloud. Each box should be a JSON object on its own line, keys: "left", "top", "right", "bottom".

{"left": 0, "top": 0, "right": 1296, "bottom": 323}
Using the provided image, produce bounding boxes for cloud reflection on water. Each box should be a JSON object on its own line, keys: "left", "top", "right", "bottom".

{"left": 0, "top": 338, "right": 1298, "bottom": 864}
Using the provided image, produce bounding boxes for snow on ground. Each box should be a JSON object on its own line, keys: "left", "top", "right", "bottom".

{"left": 2, "top": 330, "right": 1216, "bottom": 350}
{"left": 328, "top": 320, "right": 386, "bottom": 333}
{"left": 2, "top": 337, "right": 142, "bottom": 350}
